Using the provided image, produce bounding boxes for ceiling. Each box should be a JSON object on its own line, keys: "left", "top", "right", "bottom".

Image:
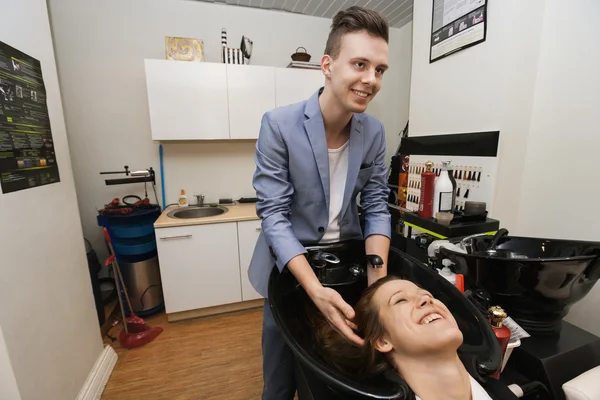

{"left": 195, "top": 0, "right": 414, "bottom": 29}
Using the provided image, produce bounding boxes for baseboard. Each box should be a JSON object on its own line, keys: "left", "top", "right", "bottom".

{"left": 168, "top": 299, "right": 263, "bottom": 322}
{"left": 76, "top": 345, "right": 118, "bottom": 400}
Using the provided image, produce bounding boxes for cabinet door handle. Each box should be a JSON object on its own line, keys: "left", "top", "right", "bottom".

{"left": 159, "top": 234, "right": 192, "bottom": 240}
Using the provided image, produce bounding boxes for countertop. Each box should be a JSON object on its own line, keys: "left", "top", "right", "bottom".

{"left": 154, "top": 202, "right": 259, "bottom": 228}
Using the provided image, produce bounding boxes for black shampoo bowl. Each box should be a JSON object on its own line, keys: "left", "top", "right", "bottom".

{"left": 441, "top": 235, "right": 600, "bottom": 336}
{"left": 268, "top": 244, "right": 502, "bottom": 400}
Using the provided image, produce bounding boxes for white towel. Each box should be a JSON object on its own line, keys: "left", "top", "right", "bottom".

{"left": 427, "top": 240, "right": 467, "bottom": 259}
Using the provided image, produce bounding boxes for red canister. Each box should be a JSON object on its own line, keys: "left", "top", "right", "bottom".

{"left": 418, "top": 161, "right": 435, "bottom": 219}
{"left": 489, "top": 306, "right": 511, "bottom": 379}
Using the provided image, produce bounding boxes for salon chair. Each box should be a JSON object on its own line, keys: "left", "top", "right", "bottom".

{"left": 268, "top": 240, "right": 517, "bottom": 400}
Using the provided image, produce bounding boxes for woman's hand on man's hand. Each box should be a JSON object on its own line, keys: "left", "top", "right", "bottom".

{"left": 308, "top": 285, "right": 365, "bottom": 347}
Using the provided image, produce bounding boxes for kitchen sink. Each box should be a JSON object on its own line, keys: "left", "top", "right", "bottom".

{"left": 167, "top": 206, "right": 228, "bottom": 219}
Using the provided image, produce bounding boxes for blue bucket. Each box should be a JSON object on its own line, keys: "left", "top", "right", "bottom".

{"left": 97, "top": 206, "right": 161, "bottom": 261}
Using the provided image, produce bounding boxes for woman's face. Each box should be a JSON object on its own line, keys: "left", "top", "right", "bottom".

{"left": 372, "top": 279, "right": 463, "bottom": 357}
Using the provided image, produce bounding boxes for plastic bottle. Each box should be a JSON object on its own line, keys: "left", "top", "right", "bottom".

{"left": 418, "top": 161, "right": 435, "bottom": 219}
{"left": 398, "top": 154, "right": 409, "bottom": 208}
{"left": 455, "top": 274, "right": 465, "bottom": 293}
{"left": 178, "top": 189, "right": 188, "bottom": 207}
{"left": 433, "top": 161, "right": 455, "bottom": 214}
{"left": 489, "top": 306, "right": 512, "bottom": 380}
{"left": 439, "top": 259, "right": 457, "bottom": 286}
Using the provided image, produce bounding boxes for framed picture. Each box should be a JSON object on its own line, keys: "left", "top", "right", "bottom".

{"left": 430, "top": 0, "right": 487, "bottom": 63}
{"left": 165, "top": 37, "right": 204, "bottom": 61}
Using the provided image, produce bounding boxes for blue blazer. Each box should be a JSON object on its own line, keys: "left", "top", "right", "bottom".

{"left": 248, "top": 88, "right": 391, "bottom": 297}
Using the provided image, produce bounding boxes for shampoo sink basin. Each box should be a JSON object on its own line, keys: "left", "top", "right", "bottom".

{"left": 167, "top": 206, "right": 227, "bottom": 219}
{"left": 440, "top": 234, "right": 600, "bottom": 336}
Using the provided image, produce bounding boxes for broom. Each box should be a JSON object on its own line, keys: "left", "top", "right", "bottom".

{"left": 104, "top": 228, "right": 163, "bottom": 348}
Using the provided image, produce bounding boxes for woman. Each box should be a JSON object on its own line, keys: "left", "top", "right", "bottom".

{"left": 311, "top": 275, "right": 493, "bottom": 400}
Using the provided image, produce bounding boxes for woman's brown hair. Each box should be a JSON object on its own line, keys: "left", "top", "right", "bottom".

{"left": 308, "top": 275, "right": 404, "bottom": 380}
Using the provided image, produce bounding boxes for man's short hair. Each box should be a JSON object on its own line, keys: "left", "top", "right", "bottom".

{"left": 325, "top": 6, "right": 389, "bottom": 59}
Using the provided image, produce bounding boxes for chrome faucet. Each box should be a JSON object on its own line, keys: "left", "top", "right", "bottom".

{"left": 310, "top": 251, "right": 340, "bottom": 282}
{"left": 460, "top": 233, "right": 487, "bottom": 254}
{"left": 459, "top": 229, "right": 509, "bottom": 255}
{"left": 311, "top": 251, "right": 340, "bottom": 268}
{"left": 194, "top": 194, "right": 205, "bottom": 207}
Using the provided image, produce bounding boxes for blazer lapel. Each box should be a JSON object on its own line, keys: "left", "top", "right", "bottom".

{"left": 303, "top": 90, "right": 330, "bottom": 210}
{"left": 341, "top": 115, "right": 363, "bottom": 215}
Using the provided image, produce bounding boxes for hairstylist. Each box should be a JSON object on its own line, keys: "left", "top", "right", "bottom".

{"left": 248, "top": 6, "right": 392, "bottom": 400}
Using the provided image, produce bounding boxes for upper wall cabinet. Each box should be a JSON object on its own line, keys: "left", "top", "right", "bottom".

{"left": 145, "top": 60, "right": 230, "bottom": 141}
{"left": 144, "top": 60, "right": 323, "bottom": 141}
{"left": 275, "top": 68, "right": 324, "bottom": 107}
{"left": 227, "top": 64, "right": 275, "bottom": 140}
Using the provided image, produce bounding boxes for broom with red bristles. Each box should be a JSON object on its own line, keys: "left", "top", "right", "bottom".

{"left": 104, "top": 228, "right": 163, "bottom": 348}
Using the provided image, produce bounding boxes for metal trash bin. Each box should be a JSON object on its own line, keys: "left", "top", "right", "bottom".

{"left": 119, "top": 256, "right": 163, "bottom": 312}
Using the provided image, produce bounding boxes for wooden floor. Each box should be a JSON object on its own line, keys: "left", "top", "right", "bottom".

{"left": 102, "top": 307, "right": 265, "bottom": 400}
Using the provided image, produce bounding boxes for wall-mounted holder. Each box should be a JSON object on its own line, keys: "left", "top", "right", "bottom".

{"left": 100, "top": 165, "right": 156, "bottom": 186}
{"left": 399, "top": 131, "right": 499, "bottom": 215}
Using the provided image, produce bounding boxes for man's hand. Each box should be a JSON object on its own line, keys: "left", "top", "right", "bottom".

{"left": 308, "top": 285, "right": 365, "bottom": 347}
{"left": 286, "top": 253, "right": 364, "bottom": 346}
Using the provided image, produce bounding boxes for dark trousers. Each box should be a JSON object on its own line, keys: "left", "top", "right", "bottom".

{"left": 262, "top": 299, "right": 296, "bottom": 400}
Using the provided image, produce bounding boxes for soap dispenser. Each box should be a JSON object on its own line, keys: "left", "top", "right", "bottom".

{"left": 178, "top": 189, "right": 188, "bottom": 207}
{"left": 439, "top": 259, "right": 456, "bottom": 286}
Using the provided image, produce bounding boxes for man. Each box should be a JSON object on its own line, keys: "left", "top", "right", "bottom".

{"left": 248, "top": 6, "right": 392, "bottom": 399}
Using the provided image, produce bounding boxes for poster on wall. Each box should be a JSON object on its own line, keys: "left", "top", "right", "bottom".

{"left": 430, "top": 0, "right": 487, "bottom": 63}
{"left": 0, "top": 41, "right": 60, "bottom": 194}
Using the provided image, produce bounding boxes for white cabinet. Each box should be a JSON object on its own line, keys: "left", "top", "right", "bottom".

{"left": 144, "top": 60, "right": 324, "bottom": 140}
{"left": 145, "top": 60, "right": 230, "bottom": 140}
{"left": 227, "top": 64, "right": 275, "bottom": 139}
{"left": 155, "top": 222, "right": 241, "bottom": 314}
{"left": 275, "top": 68, "right": 324, "bottom": 107}
{"left": 237, "top": 220, "right": 263, "bottom": 301}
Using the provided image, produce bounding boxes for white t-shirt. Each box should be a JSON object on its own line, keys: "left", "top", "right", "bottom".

{"left": 320, "top": 140, "right": 349, "bottom": 243}
{"left": 414, "top": 375, "right": 492, "bottom": 400}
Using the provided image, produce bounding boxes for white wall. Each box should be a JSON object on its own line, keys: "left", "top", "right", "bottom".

{"left": 0, "top": 327, "right": 21, "bottom": 400}
{"left": 47, "top": 0, "right": 413, "bottom": 261}
{"left": 0, "top": 0, "right": 104, "bottom": 399}
{"left": 408, "top": 0, "right": 546, "bottom": 229}
{"left": 409, "top": 1, "right": 503, "bottom": 136}
{"left": 514, "top": 0, "right": 600, "bottom": 336}
{"left": 382, "top": 22, "right": 413, "bottom": 165}
{"left": 409, "top": 0, "right": 600, "bottom": 335}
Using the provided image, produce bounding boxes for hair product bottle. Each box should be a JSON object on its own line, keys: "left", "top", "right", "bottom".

{"left": 433, "top": 161, "right": 455, "bottom": 214}
{"left": 398, "top": 154, "right": 409, "bottom": 208}
{"left": 418, "top": 161, "right": 435, "bottom": 219}
{"left": 489, "top": 305, "right": 511, "bottom": 379}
